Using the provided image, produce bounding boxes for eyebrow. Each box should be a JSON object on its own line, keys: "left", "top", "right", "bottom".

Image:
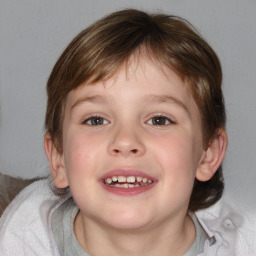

{"left": 71, "top": 95, "right": 108, "bottom": 111}
{"left": 143, "top": 94, "right": 189, "bottom": 113}
{"left": 71, "top": 94, "right": 189, "bottom": 113}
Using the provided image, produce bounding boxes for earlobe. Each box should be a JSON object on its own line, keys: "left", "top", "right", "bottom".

{"left": 196, "top": 129, "right": 228, "bottom": 182}
{"left": 44, "top": 133, "right": 68, "bottom": 188}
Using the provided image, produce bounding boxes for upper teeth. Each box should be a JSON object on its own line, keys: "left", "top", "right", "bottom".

{"left": 104, "top": 176, "right": 152, "bottom": 185}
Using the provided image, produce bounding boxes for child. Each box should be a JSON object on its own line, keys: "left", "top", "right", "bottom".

{"left": 0, "top": 8, "right": 255, "bottom": 256}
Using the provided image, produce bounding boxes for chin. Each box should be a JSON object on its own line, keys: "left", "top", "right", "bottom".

{"left": 101, "top": 207, "right": 152, "bottom": 230}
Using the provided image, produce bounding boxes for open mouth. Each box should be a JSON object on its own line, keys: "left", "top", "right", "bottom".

{"left": 103, "top": 175, "right": 153, "bottom": 188}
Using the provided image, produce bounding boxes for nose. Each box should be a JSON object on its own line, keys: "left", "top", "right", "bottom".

{"left": 108, "top": 126, "right": 146, "bottom": 157}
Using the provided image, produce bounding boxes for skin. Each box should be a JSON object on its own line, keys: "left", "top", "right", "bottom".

{"left": 45, "top": 55, "right": 227, "bottom": 256}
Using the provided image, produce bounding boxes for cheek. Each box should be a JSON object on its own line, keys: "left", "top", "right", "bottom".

{"left": 155, "top": 132, "right": 199, "bottom": 171}
{"left": 62, "top": 131, "right": 105, "bottom": 207}
{"left": 152, "top": 131, "right": 201, "bottom": 196}
{"left": 63, "top": 130, "right": 104, "bottom": 178}
{"left": 153, "top": 134, "right": 198, "bottom": 206}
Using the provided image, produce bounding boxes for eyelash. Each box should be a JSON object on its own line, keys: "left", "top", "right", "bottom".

{"left": 82, "top": 115, "right": 109, "bottom": 126}
{"left": 146, "top": 115, "right": 176, "bottom": 126}
{"left": 82, "top": 115, "right": 175, "bottom": 126}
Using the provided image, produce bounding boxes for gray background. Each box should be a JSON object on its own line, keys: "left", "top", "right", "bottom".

{"left": 0, "top": 0, "right": 255, "bottom": 210}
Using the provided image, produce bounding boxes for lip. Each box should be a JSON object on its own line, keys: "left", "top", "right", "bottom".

{"left": 99, "top": 169, "right": 158, "bottom": 196}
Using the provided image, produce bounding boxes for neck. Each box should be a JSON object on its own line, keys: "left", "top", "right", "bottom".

{"left": 74, "top": 212, "right": 196, "bottom": 256}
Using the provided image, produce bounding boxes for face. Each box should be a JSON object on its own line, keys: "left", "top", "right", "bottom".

{"left": 56, "top": 56, "right": 206, "bottom": 231}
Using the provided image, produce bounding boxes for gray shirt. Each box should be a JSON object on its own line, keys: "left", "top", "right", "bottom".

{"left": 52, "top": 199, "right": 207, "bottom": 256}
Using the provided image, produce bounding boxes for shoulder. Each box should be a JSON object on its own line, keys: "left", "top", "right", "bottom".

{"left": 0, "top": 178, "right": 67, "bottom": 256}
{"left": 196, "top": 198, "right": 256, "bottom": 255}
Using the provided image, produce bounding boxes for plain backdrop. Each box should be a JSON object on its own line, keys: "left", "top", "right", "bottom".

{"left": 0, "top": 0, "right": 255, "bottom": 211}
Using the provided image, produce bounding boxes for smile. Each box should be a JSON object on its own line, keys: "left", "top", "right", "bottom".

{"left": 104, "top": 175, "right": 153, "bottom": 188}
{"left": 100, "top": 169, "right": 157, "bottom": 195}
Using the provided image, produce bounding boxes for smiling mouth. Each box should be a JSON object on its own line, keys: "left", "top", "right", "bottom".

{"left": 103, "top": 175, "right": 153, "bottom": 188}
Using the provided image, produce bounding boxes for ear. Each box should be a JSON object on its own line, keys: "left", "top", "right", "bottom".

{"left": 44, "top": 133, "right": 68, "bottom": 188}
{"left": 196, "top": 129, "right": 228, "bottom": 182}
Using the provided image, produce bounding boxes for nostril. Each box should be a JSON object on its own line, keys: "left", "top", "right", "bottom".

{"left": 112, "top": 148, "right": 138, "bottom": 154}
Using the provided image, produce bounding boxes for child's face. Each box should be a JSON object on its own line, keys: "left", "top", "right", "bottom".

{"left": 57, "top": 56, "right": 206, "bottom": 230}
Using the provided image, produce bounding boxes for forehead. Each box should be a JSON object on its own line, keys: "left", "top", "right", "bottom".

{"left": 68, "top": 54, "right": 193, "bottom": 103}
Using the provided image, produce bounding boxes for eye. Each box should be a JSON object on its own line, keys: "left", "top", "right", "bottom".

{"left": 147, "top": 115, "right": 175, "bottom": 126}
{"left": 83, "top": 116, "right": 109, "bottom": 126}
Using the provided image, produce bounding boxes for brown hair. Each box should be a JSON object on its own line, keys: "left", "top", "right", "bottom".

{"left": 45, "top": 9, "right": 226, "bottom": 211}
